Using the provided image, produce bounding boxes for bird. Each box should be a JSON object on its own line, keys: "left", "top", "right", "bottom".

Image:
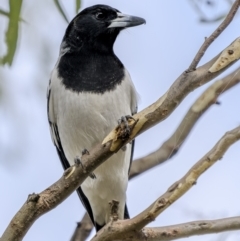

{"left": 47, "top": 4, "right": 145, "bottom": 231}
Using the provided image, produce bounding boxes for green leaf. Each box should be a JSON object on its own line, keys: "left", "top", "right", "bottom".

{"left": 0, "top": 0, "right": 23, "bottom": 66}
{"left": 53, "top": 0, "right": 69, "bottom": 23}
{"left": 76, "top": 0, "right": 81, "bottom": 14}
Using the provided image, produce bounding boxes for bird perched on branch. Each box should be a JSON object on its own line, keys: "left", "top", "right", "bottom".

{"left": 47, "top": 4, "right": 145, "bottom": 231}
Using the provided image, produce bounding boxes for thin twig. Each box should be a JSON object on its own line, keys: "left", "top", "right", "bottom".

{"left": 187, "top": 0, "right": 240, "bottom": 72}
{"left": 188, "top": 0, "right": 208, "bottom": 20}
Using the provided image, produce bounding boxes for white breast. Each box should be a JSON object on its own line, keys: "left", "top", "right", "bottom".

{"left": 49, "top": 68, "right": 137, "bottom": 225}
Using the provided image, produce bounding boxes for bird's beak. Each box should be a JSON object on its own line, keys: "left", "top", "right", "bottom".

{"left": 108, "top": 12, "right": 146, "bottom": 28}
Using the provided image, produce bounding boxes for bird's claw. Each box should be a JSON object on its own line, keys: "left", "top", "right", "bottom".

{"left": 89, "top": 172, "right": 96, "bottom": 179}
{"left": 117, "top": 115, "right": 136, "bottom": 140}
{"left": 27, "top": 193, "right": 40, "bottom": 203}
{"left": 82, "top": 148, "right": 90, "bottom": 156}
{"left": 74, "top": 157, "right": 82, "bottom": 166}
{"left": 74, "top": 153, "right": 96, "bottom": 179}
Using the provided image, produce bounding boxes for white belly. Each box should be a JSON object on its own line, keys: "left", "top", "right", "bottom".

{"left": 50, "top": 69, "right": 136, "bottom": 225}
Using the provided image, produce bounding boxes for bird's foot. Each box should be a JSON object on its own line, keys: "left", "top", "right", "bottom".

{"left": 109, "top": 199, "right": 119, "bottom": 222}
{"left": 74, "top": 156, "right": 82, "bottom": 166}
{"left": 75, "top": 153, "right": 96, "bottom": 179}
{"left": 117, "top": 115, "right": 136, "bottom": 140}
{"left": 82, "top": 148, "right": 90, "bottom": 156}
{"left": 27, "top": 193, "right": 40, "bottom": 203}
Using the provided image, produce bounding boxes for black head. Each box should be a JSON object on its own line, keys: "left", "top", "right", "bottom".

{"left": 62, "top": 4, "right": 146, "bottom": 52}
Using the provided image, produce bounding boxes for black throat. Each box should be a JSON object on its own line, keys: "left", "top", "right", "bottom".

{"left": 57, "top": 41, "right": 125, "bottom": 94}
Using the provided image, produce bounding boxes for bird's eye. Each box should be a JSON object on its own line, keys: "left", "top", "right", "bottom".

{"left": 95, "top": 12, "right": 105, "bottom": 20}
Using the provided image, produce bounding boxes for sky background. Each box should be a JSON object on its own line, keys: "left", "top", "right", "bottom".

{"left": 0, "top": 0, "right": 240, "bottom": 241}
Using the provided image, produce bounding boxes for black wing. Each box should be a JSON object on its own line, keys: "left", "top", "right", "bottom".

{"left": 124, "top": 106, "right": 138, "bottom": 220}
{"left": 47, "top": 84, "right": 95, "bottom": 227}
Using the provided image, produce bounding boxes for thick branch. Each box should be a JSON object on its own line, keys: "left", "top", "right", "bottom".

{"left": 187, "top": 0, "right": 240, "bottom": 71}
{"left": 129, "top": 126, "right": 240, "bottom": 230}
{"left": 92, "top": 126, "right": 240, "bottom": 241}
{"left": 130, "top": 66, "right": 240, "bottom": 178}
{"left": 124, "top": 216, "right": 240, "bottom": 241}
{"left": 2, "top": 27, "right": 240, "bottom": 241}
{"left": 102, "top": 37, "right": 240, "bottom": 152}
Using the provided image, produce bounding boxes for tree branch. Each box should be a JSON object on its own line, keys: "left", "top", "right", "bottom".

{"left": 70, "top": 213, "right": 94, "bottom": 241}
{"left": 2, "top": 21, "right": 240, "bottom": 241}
{"left": 91, "top": 126, "right": 240, "bottom": 241}
{"left": 130, "top": 66, "right": 240, "bottom": 178}
{"left": 187, "top": 0, "right": 240, "bottom": 72}
{"left": 102, "top": 37, "right": 240, "bottom": 152}
{"left": 124, "top": 216, "right": 240, "bottom": 241}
